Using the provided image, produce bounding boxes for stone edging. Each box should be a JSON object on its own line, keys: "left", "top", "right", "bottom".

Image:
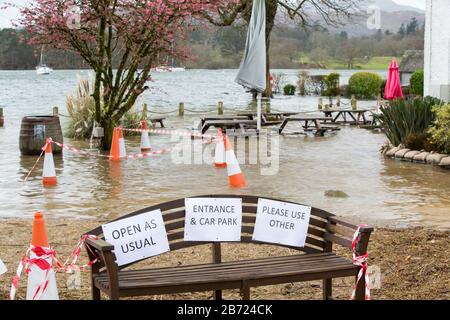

{"left": 382, "top": 146, "right": 450, "bottom": 169}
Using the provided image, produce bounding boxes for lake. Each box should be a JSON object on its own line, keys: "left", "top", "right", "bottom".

{"left": 0, "top": 69, "right": 448, "bottom": 229}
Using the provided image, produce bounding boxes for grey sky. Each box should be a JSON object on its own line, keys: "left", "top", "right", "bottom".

{"left": 0, "top": 0, "right": 426, "bottom": 28}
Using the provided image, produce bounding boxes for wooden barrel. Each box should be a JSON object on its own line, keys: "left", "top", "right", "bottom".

{"left": 19, "top": 116, "right": 63, "bottom": 155}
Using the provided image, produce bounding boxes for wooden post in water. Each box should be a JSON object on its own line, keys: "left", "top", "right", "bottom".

{"left": 318, "top": 98, "right": 323, "bottom": 110}
{"left": 336, "top": 95, "right": 341, "bottom": 108}
{"left": 265, "top": 103, "right": 271, "bottom": 113}
{"left": 179, "top": 102, "right": 184, "bottom": 117}
{"left": 329, "top": 96, "right": 333, "bottom": 109}
{"left": 218, "top": 101, "right": 224, "bottom": 115}
{"left": 351, "top": 95, "right": 357, "bottom": 110}
{"left": 53, "top": 106, "right": 59, "bottom": 117}
{"left": 142, "top": 103, "right": 148, "bottom": 120}
{"left": 0, "top": 107, "right": 4, "bottom": 127}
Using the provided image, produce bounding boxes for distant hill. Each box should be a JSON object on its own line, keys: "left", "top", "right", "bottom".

{"left": 305, "top": 0, "right": 425, "bottom": 36}
{"left": 366, "top": 0, "right": 424, "bottom": 14}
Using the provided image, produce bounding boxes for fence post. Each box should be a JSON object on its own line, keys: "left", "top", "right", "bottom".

{"left": 179, "top": 102, "right": 184, "bottom": 117}
{"left": 318, "top": 98, "right": 323, "bottom": 110}
{"left": 337, "top": 95, "right": 341, "bottom": 108}
{"left": 218, "top": 101, "right": 224, "bottom": 115}
{"left": 53, "top": 106, "right": 59, "bottom": 117}
{"left": 329, "top": 96, "right": 333, "bottom": 108}
{"left": 142, "top": 103, "right": 148, "bottom": 120}
{"left": 265, "top": 103, "right": 271, "bottom": 113}
{"left": 351, "top": 95, "right": 357, "bottom": 110}
{"left": 0, "top": 107, "right": 3, "bottom": 127}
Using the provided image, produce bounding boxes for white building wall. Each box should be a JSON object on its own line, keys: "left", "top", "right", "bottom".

{"left": 424, "top": 0, "right": 450, "bottom": 101}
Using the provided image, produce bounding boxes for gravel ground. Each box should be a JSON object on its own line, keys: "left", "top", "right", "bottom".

{"left": 0, "top": 218, "right": 448, "bottom": 300}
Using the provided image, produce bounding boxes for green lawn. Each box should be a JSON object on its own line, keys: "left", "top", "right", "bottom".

{"left": 331, "top": 56, "right": 402, "bottom": 70}
{"left": 298, "top": 55, "right": 402, "bottom": 70}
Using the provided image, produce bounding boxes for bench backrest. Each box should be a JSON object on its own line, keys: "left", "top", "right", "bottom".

{"left": 87, "top": 195, "right": 360, "bottom": 269}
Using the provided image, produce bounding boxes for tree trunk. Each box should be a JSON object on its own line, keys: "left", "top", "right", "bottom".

{"left": 101, "top": 118, "right": 115, "bottom": 151}
{"left": 263, "top": 0, "right": 277, "bottom": 98}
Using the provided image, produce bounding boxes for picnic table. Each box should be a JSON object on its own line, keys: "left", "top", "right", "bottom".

{"left": 149, "top": 117, "right": 166, "bottom": 128}
{"left": 279, "top": 117, "right": 341, "bottom": 136}
{"left": 201, "top": 119, "right": 257, "bottom": 135}
{"left": 237, "top": 112, "right": 298, "bottom": 126}
{"left": 321, "top": 109, "right": 371, "bottom": 125}
{"left": 198, "top": 115, "right": 249, "bottom": 130}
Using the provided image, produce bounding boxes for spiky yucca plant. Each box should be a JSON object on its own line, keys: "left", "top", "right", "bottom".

{"left": 375, "top": 97, "right": 442, "bottom": 148}
{"left": 65, "top": 79, "right": 142, "bottom": 139}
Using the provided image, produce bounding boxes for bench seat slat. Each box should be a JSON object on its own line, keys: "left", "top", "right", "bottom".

{"left": 102, "top": 258, "right": 351, "bottom": 282}
{"left": 117, "top": 252, "right": 340, "bottom": 276}
{"left": 94, "top": 253, "right": 355, "bottom": 293}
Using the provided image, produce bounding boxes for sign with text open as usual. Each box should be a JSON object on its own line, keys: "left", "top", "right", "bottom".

{"left": 102, "top": 210, "right": 170, "bottom": 266}
{"left": 184, "top": 198, "right": 242, "bottom": 242}
{"left": 253, "top": 198, "right": 311, "bottom": 247}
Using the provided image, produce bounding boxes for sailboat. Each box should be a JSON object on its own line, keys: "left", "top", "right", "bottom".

{"left": 151, "top": 46, "right": 186, "bottom": 73}
{"left": 36, "top": 47, "right": 53, "bottom": 75}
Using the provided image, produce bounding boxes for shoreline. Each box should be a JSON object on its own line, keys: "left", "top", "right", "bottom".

{"left": 0, "top": 218, "right": 448, "bottom": 300}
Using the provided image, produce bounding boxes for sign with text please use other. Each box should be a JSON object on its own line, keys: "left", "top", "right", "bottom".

{"left": 253, "top": 198, "right": 311, "bottom": 248}
{"left": 102, "top": 210, "right": 170, "bottom": 266}
{"left": 184, "top": 198, "right": 242, "bottom": 242}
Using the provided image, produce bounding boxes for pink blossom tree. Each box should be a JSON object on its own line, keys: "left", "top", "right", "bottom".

{"left": 17, "top": 0, "right": 234, "bottom": 149}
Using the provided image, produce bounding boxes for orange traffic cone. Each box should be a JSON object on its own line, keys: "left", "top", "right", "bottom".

{"left": 26, "top": 212, "right": 59, "bottom": 300}
{"left": 110, "top": 128, "right": 121, "bottom": 161}
{"left": 224, "top": 135, "right": 247, "bottom": 188}
{"left": 42, "top": 138, "right": 57, "bottom": 186}
{"left": 214, "top": 128, "right": 226, "bottom": 168}
{"left": 140, "top": 121, "right": 152, "bottom": 152}
{"left": 118, "top": 127, "right": 127, "bottom": 158}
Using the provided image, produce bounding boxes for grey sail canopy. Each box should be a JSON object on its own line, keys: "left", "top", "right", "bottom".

{"left": 235, "top": 0, "right": 267, "bottom": 93}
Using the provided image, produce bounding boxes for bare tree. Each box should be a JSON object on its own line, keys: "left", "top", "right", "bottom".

{"left": 204, "top": 0, "right": 362, "bottom": 97}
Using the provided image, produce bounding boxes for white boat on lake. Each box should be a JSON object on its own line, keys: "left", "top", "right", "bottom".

{"left": 36, "top": 47, "right": 53, "bottom": 75}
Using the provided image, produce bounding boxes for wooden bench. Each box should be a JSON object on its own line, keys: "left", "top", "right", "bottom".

{"left": 84, "top": 195, "right": 373, "bottom": 300}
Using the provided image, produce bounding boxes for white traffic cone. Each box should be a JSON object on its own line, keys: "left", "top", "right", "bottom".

{"left": 26, "top": 212, "right": 59, "bottom": 300}
{"left": 224, "top": 135, "right": 247, "bottom": 188}
{"left": 42, "top": 138, "right": 57, "bottom": 186}
{"left": 140, "top": 121, "right": 152, "bottom": 152}
{"left": 118, "top": 127, "right": 127, "bottom": 158}
{"left": 214, "top": 128, "right": 226, "bottom": 168}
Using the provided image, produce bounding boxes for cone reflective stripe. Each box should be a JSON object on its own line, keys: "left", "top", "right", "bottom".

{"left": 214, "top": 128, "right": 226, "bottom": 168}
{"left": 118, "top": 127, "right": 127, "bottom": 157}
{"left": 140, "top": 121, "right": 152, "bottom": 152}
{"left": 26, "top": 212, "right": 59, "bottom": 300}
{"left": 224, "top": 135, "right": 246, "bottom": 188}
{"left": 110, "top": 128, "right": 121, "bottom": 161}
{"left": 42, "top": 139, "right": 57, "bottom": 186}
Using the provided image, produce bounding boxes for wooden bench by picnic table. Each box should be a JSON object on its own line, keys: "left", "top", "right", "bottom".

{"left": 84, "top": 195, "right": 373, "bottom": 300}
{"left": 279, "top": 117, "right": 341, "bottom": 136}
{"left": 149, "top": 117, "right": 166, "bottom": 128}
{"left": 201, "top": 119, "right": 257, "bottom": 135}
{"left": 321, "top": 109, "right": 371, "bottom": 125}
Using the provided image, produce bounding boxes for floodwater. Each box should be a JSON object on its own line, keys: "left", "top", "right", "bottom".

{"left": 0, "top": 69, "right": 449, "bottom": 230}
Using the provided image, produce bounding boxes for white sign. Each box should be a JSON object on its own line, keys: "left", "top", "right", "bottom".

{"left": 0, "top": 258, "right": 6, "bottom": 276}
{"left": 253, "top": 198, "right": 311, "bottom": 247}
{"left": 184, "top": 198, "right": 242, "bottom": 242}
{"left": 102, "top": 210, "right": 170, "bottom": 266}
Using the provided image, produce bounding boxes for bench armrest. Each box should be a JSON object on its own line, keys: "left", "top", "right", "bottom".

{"left": 85, "top": 237, "right": 115, "bottom": 252}
{"left": 325, "top": 216, "right": 373, "bottom": 250}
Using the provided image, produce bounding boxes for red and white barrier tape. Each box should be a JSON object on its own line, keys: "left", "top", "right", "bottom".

{"left": 122, "top": 127, "right": 216, "bottom": 140}
{"left": 52, "top": 136, "right": 219, "bottom": 160}
{"left": 10, "top": 235, "right": 99, "bottom": 300}
{"left": 350, "top": 224, "right": 371, "bottom": 300}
